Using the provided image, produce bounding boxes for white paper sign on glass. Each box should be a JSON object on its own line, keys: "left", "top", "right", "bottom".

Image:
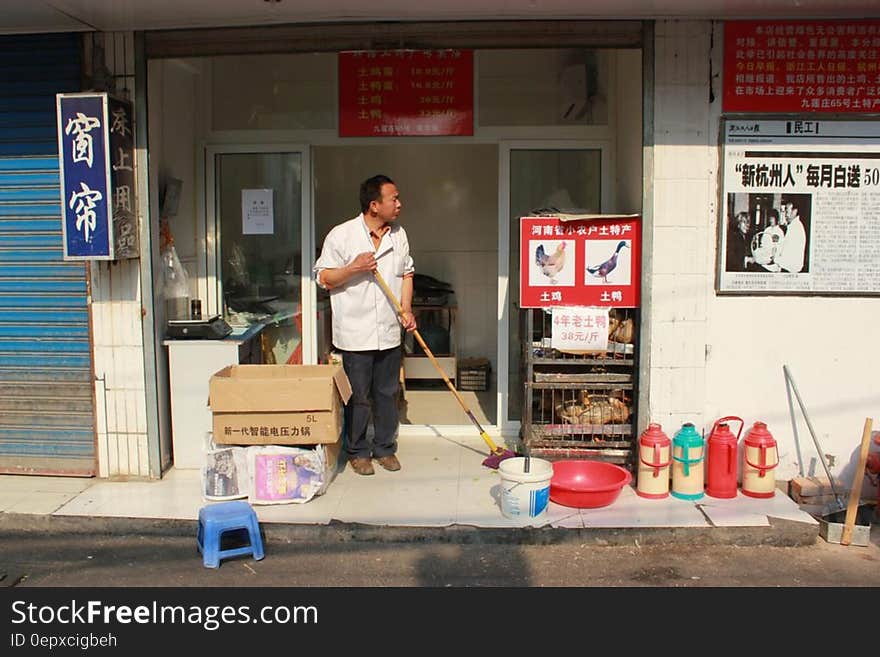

{"left": 241, "top": 188, "right": 274, "bottom": 235}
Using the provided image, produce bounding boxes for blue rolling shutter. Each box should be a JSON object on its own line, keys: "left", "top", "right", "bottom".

{"left": 0, "top": 33, "right": 96, "bottom": 476}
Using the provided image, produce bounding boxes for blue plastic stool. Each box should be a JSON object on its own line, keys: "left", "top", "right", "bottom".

{"left": 197, "top": 500, "right": 264, "bottom": 568}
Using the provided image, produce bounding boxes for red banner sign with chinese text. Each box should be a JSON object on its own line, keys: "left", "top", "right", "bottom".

{"left": 723, "top": 20, "right": 880, "bottom": 113}
{"left": 339, "top": 50, "right": 474, "bottom": 137}
{"left": 519, "top": 216, "right": 641, "bottom": 309}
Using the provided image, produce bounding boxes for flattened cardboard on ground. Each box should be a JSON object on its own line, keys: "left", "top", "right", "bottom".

{"left": 209, "top": 364, "right": 352, "bottom": 445}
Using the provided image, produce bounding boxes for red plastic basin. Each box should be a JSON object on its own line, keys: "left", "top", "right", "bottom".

{"left": 550, "top": 460, "right": 633, "bottom": 509}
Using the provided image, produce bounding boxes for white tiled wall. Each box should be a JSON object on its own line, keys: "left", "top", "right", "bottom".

{"left": 648, "top": 20, "right": 716, "bottom": 431}
{"left": 89, "top": 32, "right": 151, "bottom": 479}
{"left": 91, "top": 265, "right": 149, "bottom": 478}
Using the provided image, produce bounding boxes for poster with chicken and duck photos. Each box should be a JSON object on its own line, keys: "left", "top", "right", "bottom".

{"left": 520, "top": 215, "right": 641, "bottom": 308}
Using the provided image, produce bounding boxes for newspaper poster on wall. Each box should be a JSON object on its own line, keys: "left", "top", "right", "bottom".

{"left": 718, "top": 118, "right": 880, "bottom": 295}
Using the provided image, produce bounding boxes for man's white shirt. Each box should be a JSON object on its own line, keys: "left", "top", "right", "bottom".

{"left": 314, "top": 213, "right": 414, "bottom": 351}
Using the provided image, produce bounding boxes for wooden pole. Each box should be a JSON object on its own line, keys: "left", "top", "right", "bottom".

{"left": 840, "top": 417, "right": 873, "bottom": 546}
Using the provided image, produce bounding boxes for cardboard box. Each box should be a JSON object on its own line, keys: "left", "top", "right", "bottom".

{"left": 209, "top": 364, "right": 352, "bottom": 445}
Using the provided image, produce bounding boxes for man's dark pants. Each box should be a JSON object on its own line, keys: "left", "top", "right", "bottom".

{"left": 340, "top": 346, "right": 401, "bottom": 460}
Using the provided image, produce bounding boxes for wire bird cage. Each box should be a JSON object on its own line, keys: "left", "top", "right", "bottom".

{"left": 520, "top": 307, "right": 638, "bottom": 468}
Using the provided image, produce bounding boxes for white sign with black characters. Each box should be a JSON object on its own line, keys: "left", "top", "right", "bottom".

{"left": 550, "top": 306, "right": 610, "bottom": 353}
{"left": 718, "top": 119, "right": 880, "bottom": 296}
{"left": 241, "top": 188, "right": 274, "bottom": 235}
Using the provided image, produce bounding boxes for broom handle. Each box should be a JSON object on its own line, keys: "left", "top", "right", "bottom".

{"left": 372, "top": 268, "right": 499, "bottom": 450}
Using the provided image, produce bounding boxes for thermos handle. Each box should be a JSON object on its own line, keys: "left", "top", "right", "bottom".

{"left": 712, "top": 416, "right": 744, "bottom": 441}
{"left": 745, "top": 444, "right": 779, "bottom": 476}
{"left": 711, "top": 416, "right": 743, "bottom": 477}
{"left": 640, "top": 444, "right": 671, "bottom": 476}
{"left": 673, "top": 445, "right": 703, "bottom": 476}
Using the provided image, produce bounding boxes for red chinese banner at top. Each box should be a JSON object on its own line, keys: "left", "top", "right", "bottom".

{"left": 723, "top": 20, "right": 880, "bottom": 113}
{"left": 338, "top": 50, "right": 474, "bottom": 137}
{"left": 519, "top": 216, "right": 641, "bottom": 309}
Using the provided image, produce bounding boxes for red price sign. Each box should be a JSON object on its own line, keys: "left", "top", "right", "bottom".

{"left": 339, "top": 50, "right": 474, "bottom": 137}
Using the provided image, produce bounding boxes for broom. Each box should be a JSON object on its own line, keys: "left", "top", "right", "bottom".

{"left": 372, "top": 269, "right": 516, "bottom": 469}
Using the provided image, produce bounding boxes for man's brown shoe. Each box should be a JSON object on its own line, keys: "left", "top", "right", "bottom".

{"left": 376, "top": 454, "right": 401, "bottom": 472}
{"left": 350, "top": 457, "right": 374, "bottom": 476}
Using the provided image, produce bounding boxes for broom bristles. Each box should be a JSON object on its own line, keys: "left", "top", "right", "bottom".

{"left": 482, "top": 448, "right": 517, "bottom": 470}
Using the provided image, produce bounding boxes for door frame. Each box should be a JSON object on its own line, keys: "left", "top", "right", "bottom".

{"left": 497, "top": 140, "right": 613, "bottom": 439}
{"left": 201, "top": 142, "right": 317, "bottom": 363}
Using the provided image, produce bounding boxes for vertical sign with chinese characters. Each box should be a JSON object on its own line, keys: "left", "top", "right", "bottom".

{"left": 520, "top": 215, "right": 641, "bottom": 309}
{"left": 57, "top": 93, "right": 111, "bottom": 259}
{"left": 338, "top": 50, "right": 473, "bottom": 137}
{"left": 723, "top": 20, "right": 880, "bottom": 113}
{"left": 108, "top": 96, "right": 138, "bottom": 259}
{"left": 56, "top": 92, "right": 138, "bottom": 260}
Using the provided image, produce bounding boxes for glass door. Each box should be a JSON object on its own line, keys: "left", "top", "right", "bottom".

{"left": 499, "top": 144, "right": 608, "bottom": 431}
{"left": 205, "top": 144, "right": 318, "bottom": 362}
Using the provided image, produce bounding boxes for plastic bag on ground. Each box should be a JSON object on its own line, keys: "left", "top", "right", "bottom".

{"left": 247, "top": 445, "right": 329, "bottom": 505}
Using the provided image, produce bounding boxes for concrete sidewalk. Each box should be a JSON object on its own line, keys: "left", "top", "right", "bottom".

{"left": 0, "top": 433, "right": 824, "bottom": 547}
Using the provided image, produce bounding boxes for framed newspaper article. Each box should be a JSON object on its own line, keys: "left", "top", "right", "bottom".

{"left": 717, "top": 118, "right": 880, "bottom": 296}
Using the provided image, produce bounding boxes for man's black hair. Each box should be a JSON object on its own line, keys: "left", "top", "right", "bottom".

{"left": 360, "top": 174, "right": 395, "bottom": 214}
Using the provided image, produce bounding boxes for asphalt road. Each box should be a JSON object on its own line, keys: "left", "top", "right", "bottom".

{"left": 2, "top": 520, "right": 877, "bottom": 653}
{"left": 2, "top": 523, "right": 878, "bottom": 588}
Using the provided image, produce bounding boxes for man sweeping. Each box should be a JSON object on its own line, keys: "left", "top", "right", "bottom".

{"left": 313, "top": 174, "right": 417, "bottom": 476}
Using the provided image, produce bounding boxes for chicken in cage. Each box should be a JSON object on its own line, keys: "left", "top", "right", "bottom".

{"left": 522, "top": 305, "right": 637, "bottom": 465}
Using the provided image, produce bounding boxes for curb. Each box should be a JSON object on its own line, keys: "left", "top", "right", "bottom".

{"left": 0, "top": 512, "right": 818, "bottom": 547}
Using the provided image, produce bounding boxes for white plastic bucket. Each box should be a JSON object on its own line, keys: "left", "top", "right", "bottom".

{"left": 498, "top": 457, "right": 553, "bottom": 520}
